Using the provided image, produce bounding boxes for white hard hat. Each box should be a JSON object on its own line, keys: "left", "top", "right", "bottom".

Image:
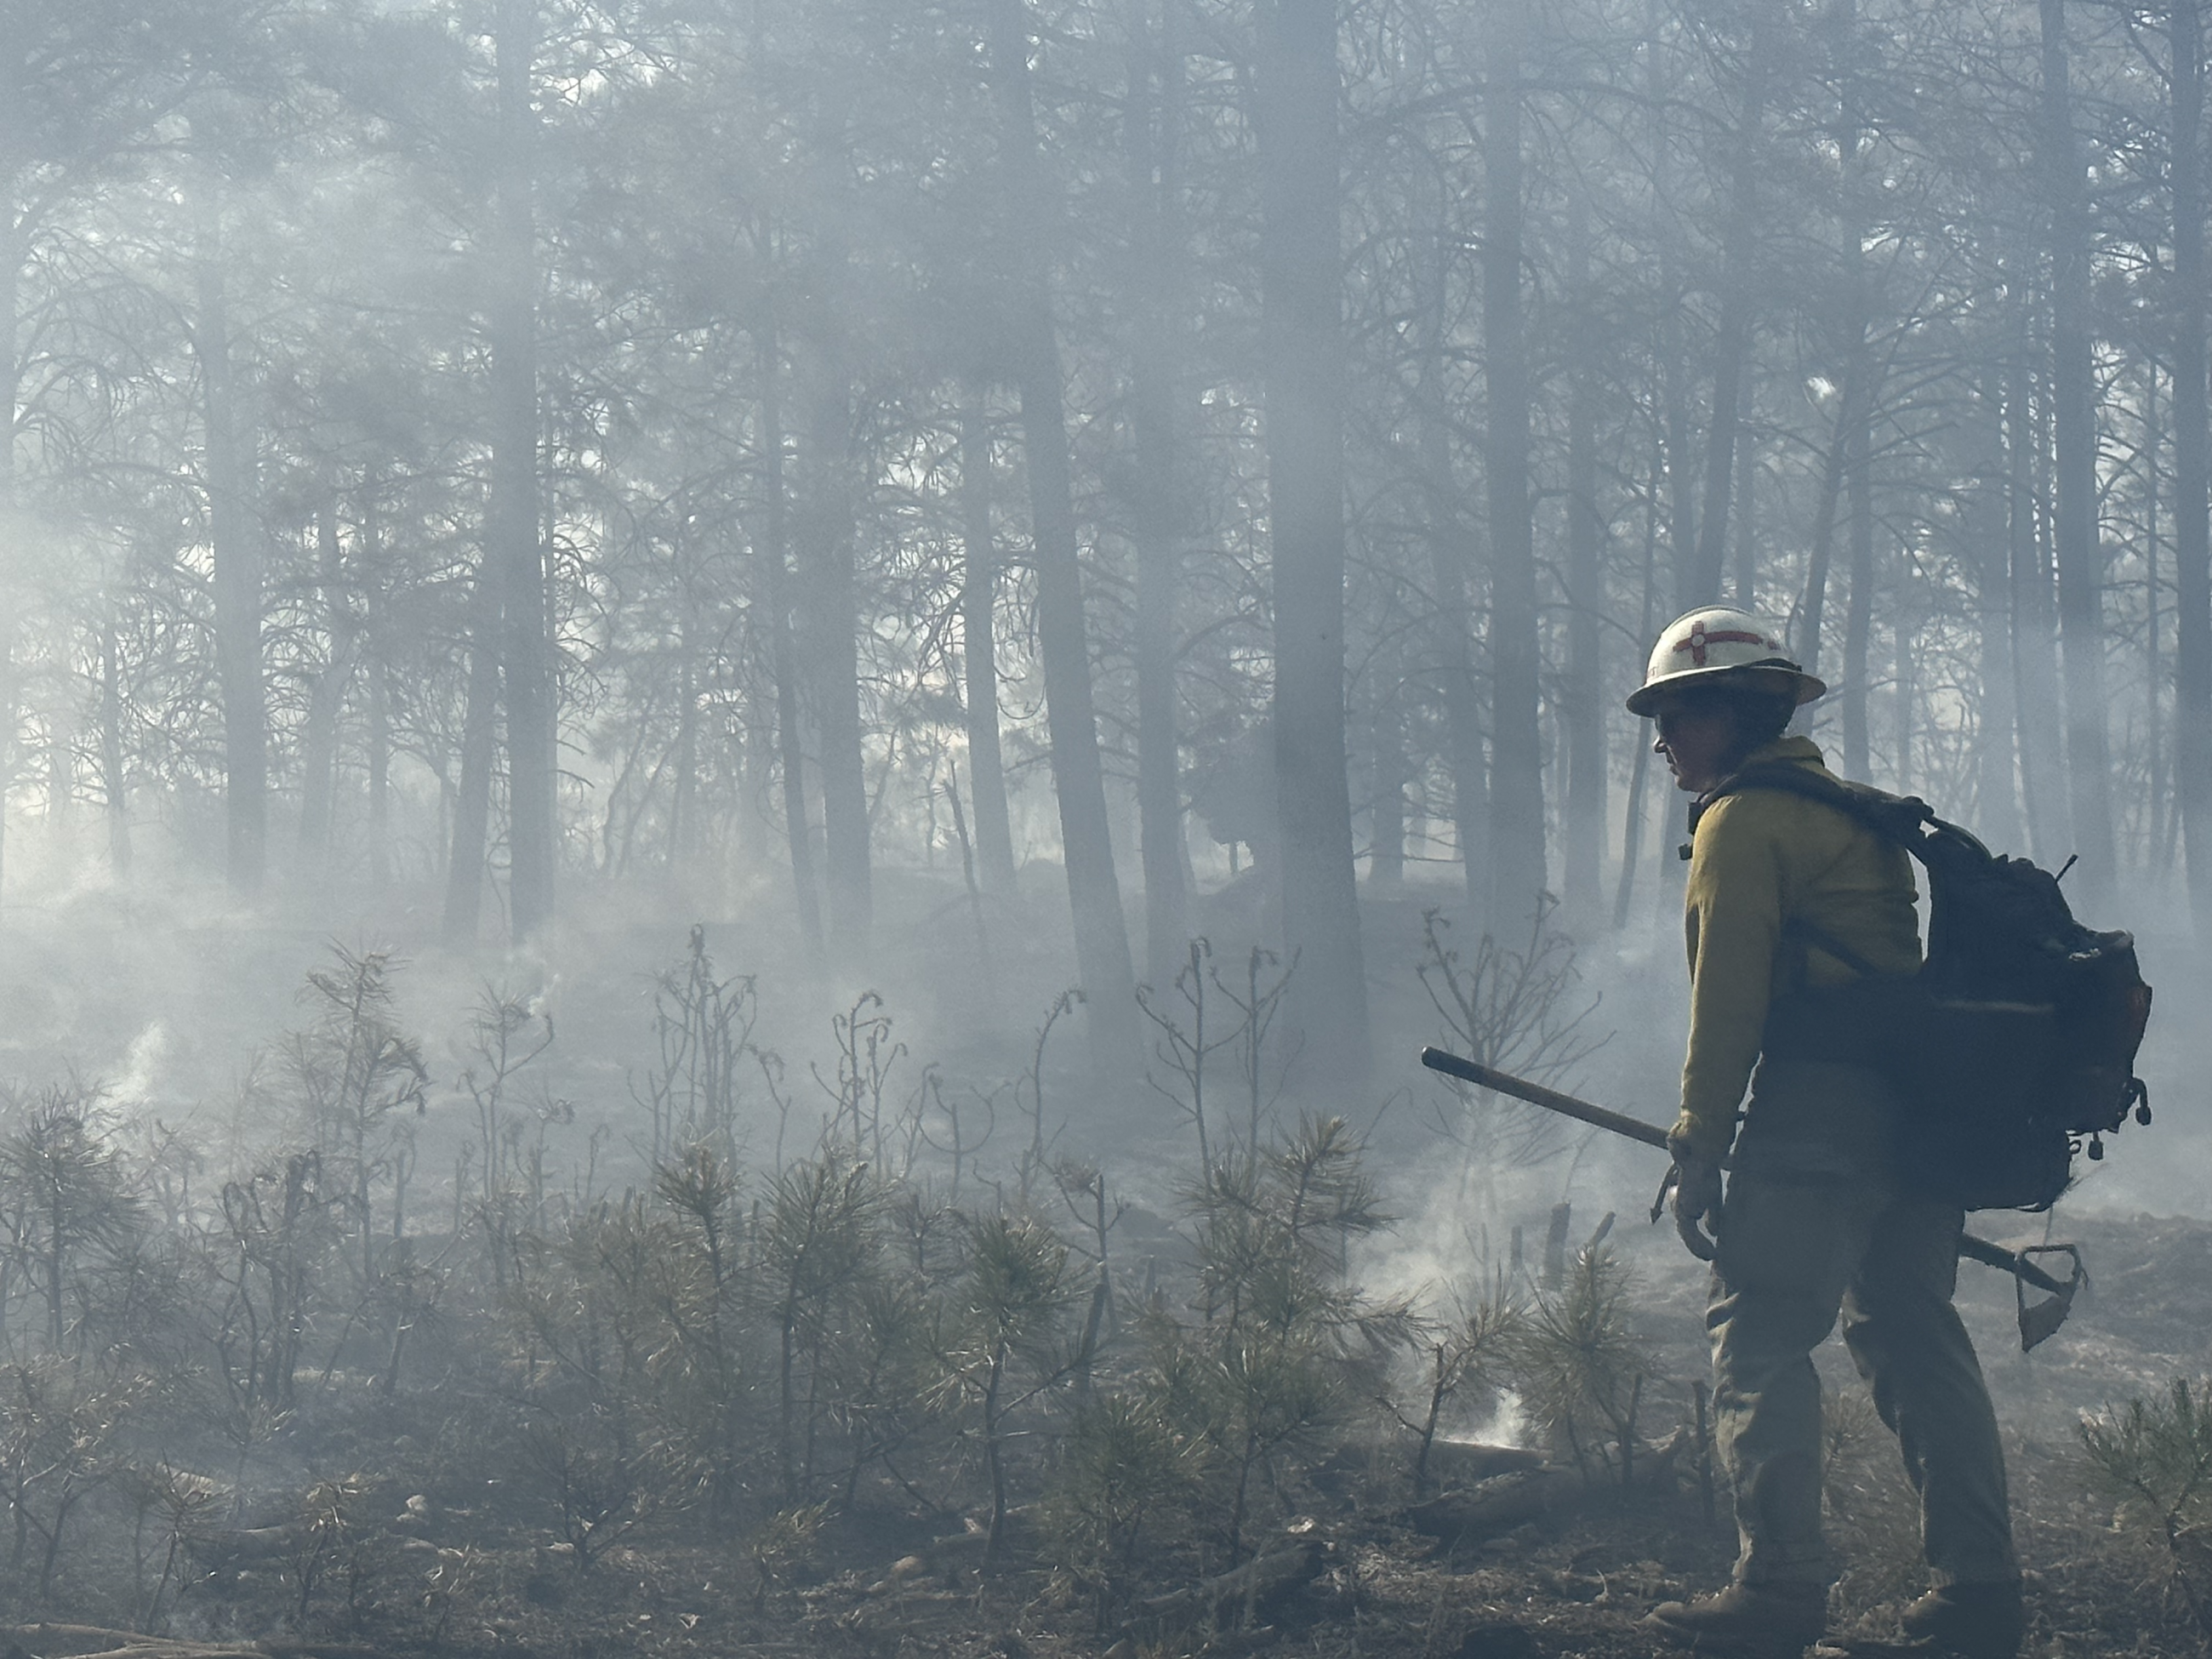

{"left": 1625, "top": 606, "right": 1826, "bottom": 716}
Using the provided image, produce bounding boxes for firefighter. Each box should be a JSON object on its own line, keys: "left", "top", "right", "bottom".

{"left": 1630, "top": 607, "right": 2023, "bottom": 1658}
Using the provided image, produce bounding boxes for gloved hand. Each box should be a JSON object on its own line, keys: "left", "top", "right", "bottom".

{"left": 1663, "top": 1140, "right": 1725, "bottom": 1262}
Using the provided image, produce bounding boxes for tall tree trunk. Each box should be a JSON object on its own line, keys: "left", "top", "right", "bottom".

{"left": 796, "top": 335, "right": 871, "bottom": 950}
{"left": 1893, "top": 584, "right": 1914, "bottom": 794}
{"left": 299, "top": 491, "right": 358, "bottom": 862}
{"left": 2038, "top": 0, "right": 2118, "bottom": 897}
{"left": 1614, "top": 445, "right": 1664, "bottom": 930}
{"left": 1971, "top": 377, "right": 2021, "bottom": 850}
{"left": 1483, "top": 0, "right": 1544, "bottom": 924}
{"left": 1648, "top": 3, "right": 1695, "bottom": 901}
{"left": 1801, "top": 9, "right": 1872, "bottom": 696}
{"left": 1416, "top": 219, "right": 1487, "bottom": 906}
{"left": 1645, "top": 0, "right": 1696, "bottom": 615}
{"left": 0, "top": 223, "right": 19, "bottom": 901}
{"left": 1795, "top": 354, "right": 1861, "bottom": 678}
{"left": 1564, "top": 198, "right": 1605, "bottom": 926}
{"left": 2009, "top": 339, "right": 2067, "bottom": 862}
{"left": 757, "top": 322, "right": 824, "bottom": 954}
{"left": 362, "top": 478, "right": 392, "bottom": 890}
{"left": 670, "top": 589, "right": 698, "bottom": 876}
{"left": 1685, "top": 10, "right": 1769, "bottom": 607}
{"left": 1829, "top": 69, "right": 1878, "bottom": 779}
{"left": 1367, "top": 681, "right": 1405, "bottom": 888}
{"left": 1732, "top": 425, "right": 1758, "bottom": 608}
{"left": 1258, "top": 0, "right": 1369, "bottom": 1079}
{"left": 1127, "top": 0, "right": 1189, "bottom": 985}
{"left": 99, "top": 612, "right": 128, "bottom": 876}
{"left": 989, "top": 0, "right": 1141, "bottom": 1075}
{"left": 442, "top": 561, "right": 501, "bottom": 942}
{"left": 2172, "top": 0, "right": 2212, "bottom": 929}
{"left": 2145, "top": 363, "right": 2166, "bottom": 871}
{"left": 958, "top": 391, "right": 1018, "bottom": 900}
{"left": 493, "top": 0, "right": 556, "bottom": 939}
{"left": 1841, "top": 339, "right": 1875, "bottom": 781}
{"left": 196, "top": 185, "right": 267, "bottom": 895}
{"left": 1662, "top": 304, "right": 1697, "bottom": 616}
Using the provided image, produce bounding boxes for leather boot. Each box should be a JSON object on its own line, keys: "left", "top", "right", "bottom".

{"left": 1899, "top": 1581, "right": 2024, "bottom": 1659}
{"left": 1645, "top": 1580, "right": 1828, "bottom": 1653}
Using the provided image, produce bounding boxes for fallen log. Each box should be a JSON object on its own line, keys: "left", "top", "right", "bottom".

{"left": 1404, "top": 1468, "right": 1575, "bottom": 1541}
{"left": 1127, "top": 1536, "right": 1328, "bottom": 1635}
{"left": 1, "top": 1628, "right": 388, "bottom": 1659}
{"left": 0, "top": 1628, "right": 157, "bottom": 1656}
{"left": 1424, "top": 1440, "right": 1547, "bottom": 1490}
{"left": 1404, "top": 1430, "right": 1692, "bottom": 1544}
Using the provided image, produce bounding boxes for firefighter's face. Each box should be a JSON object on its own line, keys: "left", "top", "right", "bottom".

{"left": 1652, "top": 698, "right": 1737, "bottom": 792}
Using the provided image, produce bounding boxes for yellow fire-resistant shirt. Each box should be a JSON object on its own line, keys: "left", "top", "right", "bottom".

{"left": 1673, "top": 737, "right": 1923, "bottom": 1160}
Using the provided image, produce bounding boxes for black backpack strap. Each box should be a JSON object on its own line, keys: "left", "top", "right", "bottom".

{"left": 1690, "top": 762, "right": 1936, "bottom": 990}
{"left": 1783, "top": 916, "right": 1886, "bottom": 981}
{"left": 1689, "top": 761, "right": 1935, "bottom": 847}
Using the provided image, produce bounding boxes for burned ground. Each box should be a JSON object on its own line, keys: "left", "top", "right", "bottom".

{"left": 3, "top": 1199, "right": 2205, "bottom": 1659}
{"left": 0, "top": 919, "right": 2205, "bottom": 1659}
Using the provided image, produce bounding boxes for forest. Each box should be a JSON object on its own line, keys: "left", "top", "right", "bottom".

{"left": 3, "top": 0, "right": 2212, "bottom": 1655}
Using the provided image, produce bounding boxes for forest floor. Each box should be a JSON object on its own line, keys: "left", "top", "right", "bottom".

{"left": 4, "top": 873, "right": 2206, "bottom": 1658}
{"left": 24, "top": 1207, "right": 2198, "bottom": 1659}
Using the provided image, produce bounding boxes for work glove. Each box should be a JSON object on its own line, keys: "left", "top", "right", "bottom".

{"left": 1658, "top": 1138, "right": 1724, "bottom": 1262}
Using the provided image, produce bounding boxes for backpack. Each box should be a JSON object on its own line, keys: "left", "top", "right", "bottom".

{"left": 1693, "top": 763, "right": 2154, "bottom": 1211}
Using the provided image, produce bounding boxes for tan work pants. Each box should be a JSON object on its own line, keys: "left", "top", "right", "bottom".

{"left": 1708, "top": 1058, "right": 2018, "bottom": 1589}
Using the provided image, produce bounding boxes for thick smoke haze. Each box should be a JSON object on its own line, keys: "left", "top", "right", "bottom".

{"left": 0, "top": 0, "right": 2208, "bottom": 1652}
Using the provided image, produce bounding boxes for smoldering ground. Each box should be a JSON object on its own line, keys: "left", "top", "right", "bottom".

{"left": 0, "top": 837, "right": 2203, "bottom": 1655}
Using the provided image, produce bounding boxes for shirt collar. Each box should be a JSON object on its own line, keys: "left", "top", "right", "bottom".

{"left": 1744, "top": 735, "right": 1823, "bottom": 768}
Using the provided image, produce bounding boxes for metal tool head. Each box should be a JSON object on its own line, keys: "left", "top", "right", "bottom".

{"left": 2015, "top": 1243, "right": 2086, "bottom": 1352}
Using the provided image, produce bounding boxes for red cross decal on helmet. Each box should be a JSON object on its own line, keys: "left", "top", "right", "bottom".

{"left": 1674, "top": 624, "right": 1770, "bottom": 667}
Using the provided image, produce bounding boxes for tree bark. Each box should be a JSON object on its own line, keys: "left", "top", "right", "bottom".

{"left": 670, "top": 586, "right": 698, "bottom": 876}
{"left": 1483, "top": 0, "right": 1544, "bottom": 925}
{"left": 2008, "top": 337, "right": 2067, "bottom": 864}
{"left": 299, "top": 492, "right": 358, "bottom": 862}
{"left": 958, "top": 390, "right": 1018, "bottom": 898}
{"left": 364, "top": 494, "right": 391, "bottom": 892}
{"left": 1564, "top": 197, "right": 1605, "bottom": 926}
{"left": 1970, "top": 376, "right": 2021, "bottom": 850}
{"left": 1614, "top": 436, "right": 1663, "bottom": 930}
{"left": 493, "top": 0, "right": 556, "bottom": 940}
{"left": 1794, "top": 353, "right": 1862, "bottom": 679}
{"left": 1685, "top": 9, "right": 1770, "bottom": 607}
{"left": 760, "top": 322, "right": 825, "bottom": 952}
{"left": 1841, "top": 335, "right": 1875, "bottom": 781}
{"left": 1732, "top": 424, "right": 1758, "bottom": 608}
{"left": 195, "top": 185, "right": 267, "bottom": 896}
{"left": 2038, "top": 0, "right": 2118, "bottom": 897}
{"left": 0, "top": 220, "right": 19, "bottom": 900}
{"left": 1893, "top": 578, "right": 1914, "bottom": 794}
{"left": 442, "top": 559, "right": 501, "bottom": 944}
{"left": 1642, "top": 0, "right": 1696, "bottom": 617}
{"left": 1259, "top": 0, "right": 1369, "bottom": 1079}
{"left": 1662, "top": 304, "right": 1697, "bottom": 618}
{"left": 1127, "top": 0, "right": 1189, "bottom": 986}
{"left": 795, "top": 334, "right": 871, "bottom": 951}
{"left": 99, "top": 611, "right": 128, "bottom": 876}
{"left": 988, "top": 0, "right": 1141, "bottom": 1075}
{"left": 2145, "top": 363, "right": 2166, "bottom": 869}
{"left": 2172, "top": 0, "right": 2212, "bottom": 929}
{"left": 1367, "top": 681, "right": 1405, "bottom": 887}
{"left": 1415, "top": 219, "right": 1487, "bottom": 907}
